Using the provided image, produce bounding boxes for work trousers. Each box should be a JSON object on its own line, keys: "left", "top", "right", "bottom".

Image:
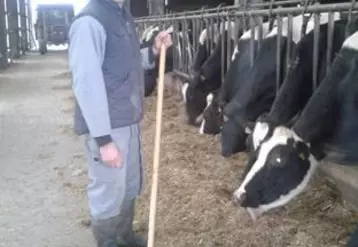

{"left": 83, "top": 123, "right": 144, "bottom": 220}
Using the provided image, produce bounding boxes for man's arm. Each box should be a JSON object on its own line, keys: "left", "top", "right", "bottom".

{"left": 68, "top": 16, "right": 112, "bottom": 147}
{"left": 140, "top": 46, "right": 157, "bottom": 70}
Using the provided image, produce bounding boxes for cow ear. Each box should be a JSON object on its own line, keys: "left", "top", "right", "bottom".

{"left": 223, "top": 114, "right": 229, "bottom": 123}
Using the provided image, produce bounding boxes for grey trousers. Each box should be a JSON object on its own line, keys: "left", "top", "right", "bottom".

{"left": 84, "top": 123, "right": 144, "bottom": 220}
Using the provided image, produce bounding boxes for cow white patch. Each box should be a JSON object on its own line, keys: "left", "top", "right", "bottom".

{"left": 233, "top": 126, "right": 319, "bottom": 220}
{"left": 304, "top": 12, "right": 341, "bottom": 36}
{"left": 199, "top": 119, "right": 206, "bottom": 134}
{"left": 245, "top": 127, "right": 252, "bottom": 135}
{"left": 232, "top": 20, "right": 272, "bottom": 61}
{"left": 343, "top": 30, "right": 358, "bottom": 50}
{"left": 166, "top": 25, "right": 174, "bottom": 34}
{"left": 240, "top": 21, "right": 273, "bottom": 41}
{"left": 252, "top": 121, "right": 269, "bottom": 150}
{"left": 206, "top": 93, "right": 214, "bottom": 105}
{"left": 195, "top": 113, "right": 204, "bottom": 125}
{"left": 198, "top": 93, "right": 214, "bottom": 135}
{"left": 141, "top": 25, "right": 153, "bottom": 41}
{"left": 199, "top": 29, "right": 208, "bottom": 45}
{"left": 265, "top": 12, "right": 340, "bottom": 44}
{"left": 181, "top": 82, "right": 189, "bottom": 103}
{"left": 145, "top": 26, "right": 160, "bottom": 42}
{"left": 231, "top": 45, "right": 239, "bottom": 61}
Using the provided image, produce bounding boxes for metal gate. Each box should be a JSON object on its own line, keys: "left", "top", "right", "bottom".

{"left": 135, "top": 0, "right": 358, "bottom": 93}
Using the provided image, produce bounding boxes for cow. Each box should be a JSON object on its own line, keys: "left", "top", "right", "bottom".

{"left": 180, "top": 26, "right": 212, "bottom": 125}
{"left": 181, "top": 21, "right": 237, "bottom": 126}
{"left": 232, "top": 24, "right": 358, "bottom": 247}
{"left": 199, "top": 19, "right": 273, "bottom": 135}
{"left": 219, "top": 12, "right": 340, "bottom": 157}
{"left": 248, "top": 17, "right": 348, "bottom": 153}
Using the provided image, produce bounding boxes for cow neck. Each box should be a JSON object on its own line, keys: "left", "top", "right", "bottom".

{"left": 291, "top": 49, "right": 352, "bottom": 144}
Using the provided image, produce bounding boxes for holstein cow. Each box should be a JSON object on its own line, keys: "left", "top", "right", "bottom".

{"left": 248, "top": 17, "right": 347, "bottom": 153}
{"left": 239, "top": 17, "right": 348, "bottom": 183}
{"left": 182, "top": 21, "right": 236, "bottom": 126}
{"left": 199, "top": 20, "right": 273, "bottom": 135}
{"left": 180, "top": 26, "right": 212, "bottom": 124}
{"left": 219, "top": 12, "right": 340, "bottom": 157}
{"left": 232, "top": 26, "right": 358, "bottom": 247}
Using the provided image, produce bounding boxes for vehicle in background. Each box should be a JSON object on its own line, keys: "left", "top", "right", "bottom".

{"left": 34, "top": 3, "right": 75, "bottom": 55}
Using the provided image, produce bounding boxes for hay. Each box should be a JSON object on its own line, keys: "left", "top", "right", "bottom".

{"left": 135, "top": 83, "right": 358, "bottom": 247}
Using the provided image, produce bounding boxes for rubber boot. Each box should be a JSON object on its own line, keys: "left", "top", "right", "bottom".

{"left": 117, "top": 199, "right": 147, "bottom": 247}
{"left": 91, "top": 216, "right": 119, "bottom": 247}
{"left": 346, "top": 224, "right": 358, "bottom": 247}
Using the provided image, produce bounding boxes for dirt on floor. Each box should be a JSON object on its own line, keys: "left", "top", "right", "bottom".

{"left": 0, "top": 50, "right": 357, "bottom": 247}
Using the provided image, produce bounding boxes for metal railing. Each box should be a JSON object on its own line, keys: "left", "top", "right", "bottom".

{"left": 135, "top": 1, "right": 358, "bottom": 92}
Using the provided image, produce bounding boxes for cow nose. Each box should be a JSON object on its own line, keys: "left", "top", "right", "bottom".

{"left": 232, "top": 195, "right": 240, "bottom": 207}
{"left": 232, "top": 192, "right": 247, "bottom": 207}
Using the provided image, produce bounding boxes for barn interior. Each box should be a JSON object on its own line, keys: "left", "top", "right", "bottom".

{"left": 1, "top": 0, "right": 358, "bottom": 247}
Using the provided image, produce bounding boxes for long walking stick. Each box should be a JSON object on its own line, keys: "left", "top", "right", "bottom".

{"left": 147, "top": 43, "right": 167, "bottom": 247}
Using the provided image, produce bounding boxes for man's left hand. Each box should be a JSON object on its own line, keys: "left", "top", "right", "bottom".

{"left": 153, "top": 31, "right": 173, "bottom": 55}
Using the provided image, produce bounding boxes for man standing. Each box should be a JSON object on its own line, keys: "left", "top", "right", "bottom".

{"left": 68, "top": 0, "right": 172, "bottom": 246}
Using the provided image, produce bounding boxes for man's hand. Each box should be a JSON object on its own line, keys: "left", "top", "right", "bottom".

{"left": 99, "top": 142, "right": 122, "bottom": 168}
{"left": 153, "top": 31, "right": 173, "bottom": 55}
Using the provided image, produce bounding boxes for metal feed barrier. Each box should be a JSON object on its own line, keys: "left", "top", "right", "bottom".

{"left": 135, "top": 0, "right": 358, "bottom": 93}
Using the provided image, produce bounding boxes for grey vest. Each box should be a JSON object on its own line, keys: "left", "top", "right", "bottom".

{"left": 72, "top": 0, "right": 144, "bottom": 136}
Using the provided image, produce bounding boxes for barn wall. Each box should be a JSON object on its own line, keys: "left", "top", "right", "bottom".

{"left": 130, "top": 0, "right": 149, "bottom": 17}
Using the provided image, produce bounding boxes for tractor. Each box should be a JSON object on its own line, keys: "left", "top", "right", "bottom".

{"left": 34, "top": 3, "right": 75, "bottom": 55}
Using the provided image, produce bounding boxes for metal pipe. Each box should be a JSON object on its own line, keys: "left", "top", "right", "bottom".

{"left": 276, "top": 13, "right": 283, "bottom": 93}
{"left": 135, "top": 3, "right": 358, "bottom": 23}
{"left": 312, "top": 10, "right": 320, "bottom": 90}
{"left": 136, "top": 0, "right": 304, "bottom": 20}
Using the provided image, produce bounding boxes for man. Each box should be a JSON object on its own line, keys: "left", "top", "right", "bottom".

{"left": 68, "top": 0, "right": 172, "bottom": 246}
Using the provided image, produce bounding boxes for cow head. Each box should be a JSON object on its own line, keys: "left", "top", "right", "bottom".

{"left": 199, "top": 92, "right": 222, "bottom": 135}
{"left": 189, "top": 70, "right": 206, "bottom": 88}
{"left": 220, "top": 116, "right": 247, "bottom": 157}
{"left": 232, "top": 125, "right": 319, "bottom": 221}
{"left": 181, "top": 81, "right": 207, "bottom": 126}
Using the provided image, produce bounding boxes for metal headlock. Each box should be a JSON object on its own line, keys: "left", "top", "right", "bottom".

{"left": 135, "top": 1, "right": 358, "bottom": 94}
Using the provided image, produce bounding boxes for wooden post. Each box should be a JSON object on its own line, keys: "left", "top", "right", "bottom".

{"left": 147, "top": 44, "right": 166, "bottom": 247}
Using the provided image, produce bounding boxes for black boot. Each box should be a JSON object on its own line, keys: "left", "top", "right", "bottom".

{"left": 346, "top": 224, "right": 358, "bottom": 247}
{"left": 117, "top": 199, "right": 147, "bottom": 247}
{"left": 92, "top": 216, "right": 119, "bottom": 247}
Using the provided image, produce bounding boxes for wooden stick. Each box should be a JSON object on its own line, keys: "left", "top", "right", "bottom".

{"left": 147, "top": 44, "right": 167, "bottom": 247}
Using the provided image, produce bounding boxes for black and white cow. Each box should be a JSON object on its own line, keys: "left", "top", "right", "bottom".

{"left": 199, "top": 20, "right": 273, "bottom": 135}
{"left": 248, "top": 17, "right": 347, "bottom": 153}
{"left": 181, "top": 21, "right": 236, "bottom": 126}
{"left": 219, "top": 12, "right": 341, "bottom": 157}
{"left": 232, "top": 25, "right": 358, "bottom": 247}
{"left": 180, "top": 26, "right": 212, "bottom": 125}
